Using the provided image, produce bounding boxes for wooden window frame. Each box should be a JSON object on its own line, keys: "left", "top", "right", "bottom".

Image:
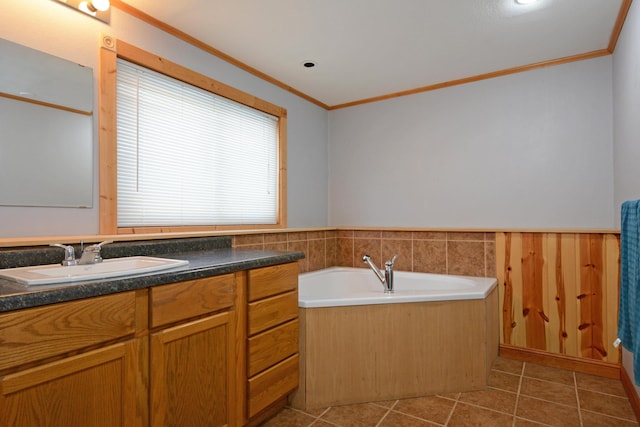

{"left": 98, "top": 37, "right": 287, "bottom": 234}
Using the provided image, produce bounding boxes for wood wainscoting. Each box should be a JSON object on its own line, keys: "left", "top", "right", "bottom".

{"left": 496, "top": 232, "right": 620, "bottom": 364}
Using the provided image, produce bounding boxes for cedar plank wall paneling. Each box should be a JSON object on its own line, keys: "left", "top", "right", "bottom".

{"left": 496, "top": 232, "right": 620, "bottom": 363}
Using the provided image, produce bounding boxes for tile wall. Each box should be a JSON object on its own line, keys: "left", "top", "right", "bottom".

{"left": 232, "top": 229, "right": 496, "bottom": 278}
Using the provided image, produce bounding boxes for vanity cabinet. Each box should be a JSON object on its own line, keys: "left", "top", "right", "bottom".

{"left": 245, "top": 263, "right": 299, "bottom": 423}
{"left": 149, "top": 274, "right": 236, "bottom": 427}
{"left": 0, "top": 292, "right": 140, "bottom": 427}
{"left": 0, "top": 260, "right": 300, "bottom": 427}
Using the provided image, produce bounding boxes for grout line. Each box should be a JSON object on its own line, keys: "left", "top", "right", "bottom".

{"left": 374, "top": 407, "right": 393, "bottom": 427}
{"left": 443, "top": 398, "right": 458, "bottom": 426}
{"left": 442, "top": 391, "right": 460, "bottom": 426}
{"left": 517, "top": 393, "right": 584, "bottom": 410}
{"left": 520, "top": 375, "right": 578, "bottom": 389}
{"left": 445, "top": 237, "right": 449, "bottom": 274}
{"left": 453, "top": 399, "right": 518, "bottom": 417}
{"left": 511, "top": 362, "right": 526, "bottom": 427}
{"left": 322, "top": 239, "right": 327, "bottom": 268}
{"left": 306, "top": 406, "right": 337, "bottom": 426}
{"left": 411, "top": 238, "right": 414, "bottom": 272}
{"left": 580, "top": 408, "right": 640, "bottom": 423}
{"left": 576, "top": 385, "right": 633, "bottom": 399}
{"left": 492, "top": 368, "right": 523, "bottom": 376}
{"left": 485, "top": 385, "right": 519, "bottom": 395}
{"left": 484, "top": 240, "right": 488, "bottom": 277}
{"left": 309, "top": 419, "right": 341, "bottom": 427}
{"left": 351, "top": 236, "right": 355, "bottom": 267}
{"left": 317, "top": 407, "right": 332, "bottom": 418}
{"left": 574, "top": 371, "right": 584, "bottom": 427}
{"left": 513, "top": 416, "right": 554, "bottom": 426}
{"left": 370, "top": 400, "right": 398, "bottom": 410}
{"left": 386, "top": 407, "right": 442, "bottom": 426}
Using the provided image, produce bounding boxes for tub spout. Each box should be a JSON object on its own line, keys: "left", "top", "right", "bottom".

{"left": 384, "top": 255, "right": 398, "bottom": 293}
{"left": 363, "top": 254, "right": 397, "bottom": 293}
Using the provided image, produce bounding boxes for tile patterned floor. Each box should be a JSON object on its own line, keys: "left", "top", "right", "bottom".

{"left": 261, "top": 357, "right": 639, "bottom": 427}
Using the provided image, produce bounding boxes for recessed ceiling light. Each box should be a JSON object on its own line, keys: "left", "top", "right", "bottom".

{"left": 515, "top": 0, "right": 538, "bottom": 4}
{"left": 302, "top": 60, "right": 317, "bottom": 69}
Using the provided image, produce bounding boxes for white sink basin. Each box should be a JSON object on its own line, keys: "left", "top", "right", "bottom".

{"left": 0, "top": 256, "right": 189, "bottom": 286}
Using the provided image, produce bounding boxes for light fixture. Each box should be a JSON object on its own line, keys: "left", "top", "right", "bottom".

{"left": 515, "top": 0, "right": 539, "bottom": 4}
{"left": 52, "top": 0, "right": 111, "bottom": 24}
{"left": 301, "top": 60, "right": 317, "bottom": 69}
{"left": 88, "top": 0, "right": 110, "bottom": 11}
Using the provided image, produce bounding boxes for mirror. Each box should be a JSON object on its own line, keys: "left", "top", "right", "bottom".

{"left": 0, "top": 38, "right": 93, "bottom": 208}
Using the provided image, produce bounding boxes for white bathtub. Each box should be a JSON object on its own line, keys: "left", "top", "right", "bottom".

{"left": 298, "top": 266, "right": 497, "bottom": 308}
{"left": 291, "top": 266, "right": 500, "bottom": 409}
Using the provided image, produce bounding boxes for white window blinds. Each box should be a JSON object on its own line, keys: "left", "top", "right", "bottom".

{"left": 116, "top": 59, "right": 279, "bottom": 227}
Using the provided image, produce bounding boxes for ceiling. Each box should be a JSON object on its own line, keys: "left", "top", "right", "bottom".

{"left": 117, "top": 0, "right": 627, "bottom": 109}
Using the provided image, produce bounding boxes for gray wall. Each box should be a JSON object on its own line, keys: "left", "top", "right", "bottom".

{"left": 613, "top": 0, "right": 640, "bottom": 395}
{"left": 0, "top": 0, "right": 329, "bottom": 237}
{"left": 614, "top": 0, "right": 640, "bottom": 223}
{"left": 329, "top": 56, "right": 614, "bottom": 229}
{"left": 0, "top": 1, "right": 626, "bottom": 236}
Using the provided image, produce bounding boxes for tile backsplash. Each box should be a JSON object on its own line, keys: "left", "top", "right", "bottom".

{"left": 233, "top": 229, "right": 495, "bottom": 277}
{"left": 233, "top": 230, "right": 336, "bottom": 273}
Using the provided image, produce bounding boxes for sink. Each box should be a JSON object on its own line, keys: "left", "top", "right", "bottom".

{"left": 0, "top": 256, "right": 189, "bottom": 286}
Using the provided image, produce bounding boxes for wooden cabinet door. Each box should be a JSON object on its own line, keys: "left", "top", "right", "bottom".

{"left": 150, "top": 311, "right": 235, "bottom": 427}
{"left": 0, "top": 340, "right": 139, "bottom": 427}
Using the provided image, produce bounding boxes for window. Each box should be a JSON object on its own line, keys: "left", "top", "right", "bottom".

{"left": 99, "top": 40, "right": 287, "bottom": 234}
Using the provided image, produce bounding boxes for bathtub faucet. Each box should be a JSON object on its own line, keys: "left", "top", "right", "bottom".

{"left": 362, "top": 254, "right": 398, "bottom": 293}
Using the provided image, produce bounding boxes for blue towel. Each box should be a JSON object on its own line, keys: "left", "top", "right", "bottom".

{"left": 619, "top": 199, "right": 640, "bottom": 384}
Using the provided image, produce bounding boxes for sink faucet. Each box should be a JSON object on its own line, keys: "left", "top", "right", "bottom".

{"left": 78, "top": 240, "right": 113, "bottom": 265}
{"left": 362, "top": 254, "right": 398, "bottom": 293}
{"left": 50, "top": 243, "right": 77, "bottom": 266}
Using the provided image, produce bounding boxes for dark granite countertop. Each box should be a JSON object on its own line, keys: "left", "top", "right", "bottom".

{"left": 0, "top": 236, "right": 304, "bottom": 313}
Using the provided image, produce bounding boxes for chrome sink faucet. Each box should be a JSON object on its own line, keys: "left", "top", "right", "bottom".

{"left": 78, "top": 240, "right": 113, "bottom": 265}
{"left": 50, "top": 243, "right": 77, "bottom": 266}
{"left": 50, "top": 240, "right": 114, "bottom": 266}
{"left": 362, "top": 254, "right": 398, "bottom": 293}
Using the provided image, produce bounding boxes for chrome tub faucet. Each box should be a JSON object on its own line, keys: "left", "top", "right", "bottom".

{"left": 362, "top": 254, "right": 398, "bottom": 293}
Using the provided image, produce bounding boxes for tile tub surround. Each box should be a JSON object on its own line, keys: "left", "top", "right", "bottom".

{"left": 266, "top": 357, "right": 639, "bottom": 426}
{"left": 232, "top": 229, "right": 495, "bottom": 277}
{"left": 336, "top": 230, "right": 495, "bottom": 277}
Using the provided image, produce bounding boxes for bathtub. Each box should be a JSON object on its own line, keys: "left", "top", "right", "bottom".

{"left": 290, "top": 267, "right": 499, "bottom": 409}
{"left": 298, "top": 267, "right": 497, "bottom": 307}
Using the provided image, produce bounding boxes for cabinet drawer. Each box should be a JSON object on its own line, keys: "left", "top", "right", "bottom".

{"left": 248, "top": 354, "right": 299, "bottom": 418}
{"left": 248, "top": 319, "right": 298, "bottom": 377}
{"left": 0, "top": 292, "right": 136, "bottom": 371}
{"left": 150, "top": 274, "right": 234, "bottom": 328}
{"left": 248, "top": 263, "right": 298, "bottom": 302}
{"left": 248, "top": 291, "right": 298, "bottom": 336}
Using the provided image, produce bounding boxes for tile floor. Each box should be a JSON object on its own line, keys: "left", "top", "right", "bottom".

{"left": 261, "top": 357, "right": 639, "bottom": 427}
